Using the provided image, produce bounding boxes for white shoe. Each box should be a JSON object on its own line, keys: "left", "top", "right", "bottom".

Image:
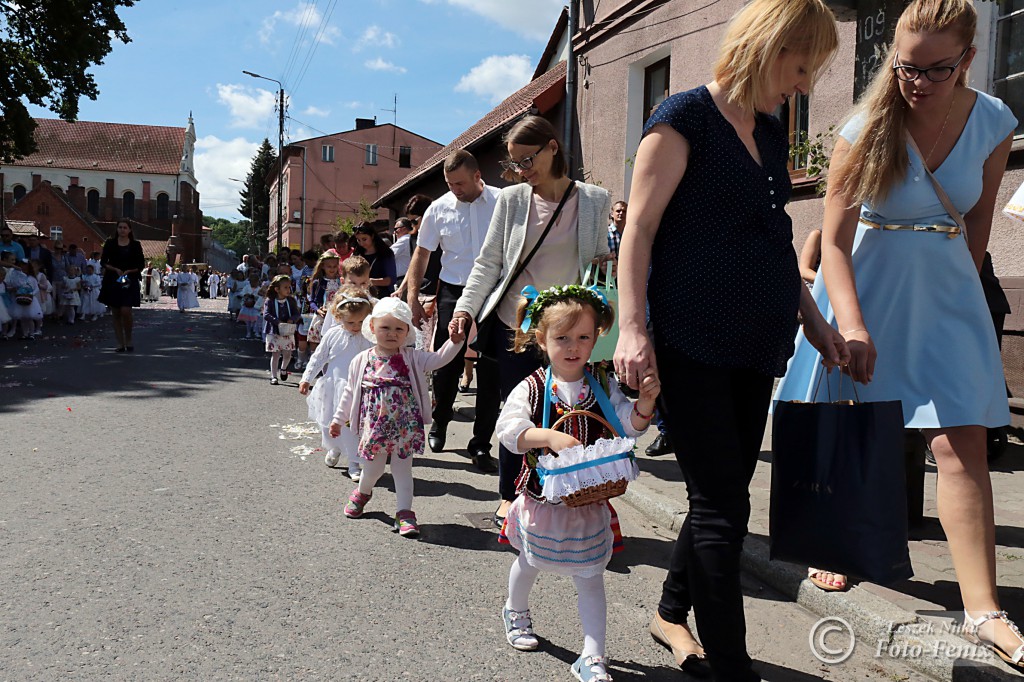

{"left": 349, "top": 467, "right": 361, "bottom": 482}
{"left": 324, "top": 450, "right": 341, "bottom": 467}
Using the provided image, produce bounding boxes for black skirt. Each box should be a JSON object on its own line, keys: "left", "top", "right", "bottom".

{"left": 98, "top": 274, "right": 142, "bottom": 308}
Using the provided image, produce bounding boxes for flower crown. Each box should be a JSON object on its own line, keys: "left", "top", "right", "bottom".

{"left": 519, "top": 284, "right": 610, "bottom": 333}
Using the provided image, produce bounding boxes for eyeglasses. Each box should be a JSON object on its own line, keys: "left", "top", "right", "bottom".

{"left": 500, "top": 145, "right": 547, "bottom": 173}
{"left": 892, "top": 48, "right": 969, "bottom": 83}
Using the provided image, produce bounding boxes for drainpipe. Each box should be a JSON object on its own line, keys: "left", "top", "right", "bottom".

{"left": 300, "top": 145, "right": 308, "bottom": 252}
{"left": 564, "top": 0, "right": 578, "bottom": 179}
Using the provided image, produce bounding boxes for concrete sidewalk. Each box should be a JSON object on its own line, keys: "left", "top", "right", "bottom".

{"left": 624, "top": 416, "right": 1024, "bottom": 681}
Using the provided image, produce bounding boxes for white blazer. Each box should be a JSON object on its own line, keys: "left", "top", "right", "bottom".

{"left": 453, "top": 181, "right": 611, "bottom": 322}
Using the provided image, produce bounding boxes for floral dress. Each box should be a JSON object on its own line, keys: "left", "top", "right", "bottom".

{"left": 356, "top": 351, "right": 425, "bottom": 461}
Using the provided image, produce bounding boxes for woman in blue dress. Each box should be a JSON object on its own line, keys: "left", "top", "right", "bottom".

{"left": 775, "top": 0, "right": 1023, "bottom": 667}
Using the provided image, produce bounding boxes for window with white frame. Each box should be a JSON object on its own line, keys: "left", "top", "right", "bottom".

{"left": 994, "top": 0, "right": 1024, "bottom": 137}
{"left": 322, "top": 144, "right": 335, "bottom": 162}
{"left": 365, "top": 144, "right": 378, "bottom": 166}
{"left": 50, "top": 226, "right": 63, "bottom": 241}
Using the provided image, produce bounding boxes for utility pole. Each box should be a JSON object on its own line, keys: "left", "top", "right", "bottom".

{"left": 243, "top": 70, "right": 285, "bottom": 251}
{"left": 564, "top": 0, "right": 578, "bottom": 179}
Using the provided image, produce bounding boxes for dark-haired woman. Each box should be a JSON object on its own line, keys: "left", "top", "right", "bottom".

{"left": 98, "top": 219, "right": 145, "bottom": 352}
{"left": 450, "top": 115, "right": 611, "bottom": 526}
{"left": 353, "top": 223, "right": 397, "bottom": 296}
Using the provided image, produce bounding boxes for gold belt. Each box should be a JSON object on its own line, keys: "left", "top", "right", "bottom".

{"left": 859, "top": 218, "right": 961, "bottom": 238}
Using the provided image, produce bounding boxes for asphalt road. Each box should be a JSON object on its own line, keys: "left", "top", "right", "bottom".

{"left": 0, "top": 299, "right": 928, "bottom": 681}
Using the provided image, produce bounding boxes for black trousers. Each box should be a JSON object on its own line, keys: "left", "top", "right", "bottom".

{"left": 656, "top": 349, "right": 773, "bottom": 682}
{"left": 475, "top": 320, "right": 543, "bottom": 500}
{"left": 432, "top": 281, "right": 493, "bottom": 451}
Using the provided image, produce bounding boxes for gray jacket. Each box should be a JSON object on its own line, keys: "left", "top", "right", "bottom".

{"left": 454, "top": 181, "right": 611, "bottom": 322}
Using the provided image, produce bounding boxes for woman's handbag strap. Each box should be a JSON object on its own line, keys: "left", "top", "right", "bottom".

{"left": 906, "top": 133, "right": 969, "bottom": 244}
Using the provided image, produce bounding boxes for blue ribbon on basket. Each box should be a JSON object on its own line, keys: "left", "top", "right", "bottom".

{"left": 536, "top": 452, "right": 634, "bottom": 486}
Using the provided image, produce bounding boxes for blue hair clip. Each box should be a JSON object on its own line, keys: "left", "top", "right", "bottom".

{"left": 587, "top": 285, "right": 608, "bottom": 307}
{"left": 520, "top": 285, "right": 540, "bottom": 332}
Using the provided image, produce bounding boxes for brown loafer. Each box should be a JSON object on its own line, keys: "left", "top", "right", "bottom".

{"left": 650, "top": 613, "right": 710, "bottom": 677}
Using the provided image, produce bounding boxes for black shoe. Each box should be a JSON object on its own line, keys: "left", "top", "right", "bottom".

{"left": 646, "top": 432, "right": 674, "bottom": 457}
{"left": 125, "top": 346, "right": 134, "bottom": 352}
{"left": 428, "top": 423, "right": 447, "bottom": 452}
{"left": 114, "top": 346, "right": 127, "bottom": 353}
{"left": 471, "top": 449, "right": 497, "bottom": 473}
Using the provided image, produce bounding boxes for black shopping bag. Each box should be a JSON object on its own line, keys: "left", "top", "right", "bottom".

{"left": 769, "top": 380, "right": 912, "bottom": 585}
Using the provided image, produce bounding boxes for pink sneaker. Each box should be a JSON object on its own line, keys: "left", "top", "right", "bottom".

{"left": 394, "top": 509, "right": 419, "bottom": 537}
{"left": 344, "top": 490, "right": 372, "bottom": 518}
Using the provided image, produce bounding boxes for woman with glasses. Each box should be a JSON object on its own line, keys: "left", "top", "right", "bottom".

{"left": 450, "top": 115, "right": 611, "bottom": 527}
{"left": 775, "top": 0, "right": 1023, "bottom": 668}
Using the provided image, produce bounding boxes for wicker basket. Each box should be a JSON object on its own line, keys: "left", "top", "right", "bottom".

{"left": 544, "top": 410, "right": 634, "bottom": 508}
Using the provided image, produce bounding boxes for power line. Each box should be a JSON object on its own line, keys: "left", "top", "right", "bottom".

{"left": 280, "top": 0, "right": 320, "bottom": 85}
{"left": 291, "top": 0, "right": 340, "bottom": 98}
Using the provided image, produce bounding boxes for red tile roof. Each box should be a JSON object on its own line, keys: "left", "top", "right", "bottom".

{"left": 376, "top": 61, "right": 567, "bottom": 205}
{"left": 11, "top": 119, "right": 186, "bottom": 175}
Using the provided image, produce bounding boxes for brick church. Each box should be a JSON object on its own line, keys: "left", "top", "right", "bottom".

{"left": 1, "top": 116, "right": 203, "bottom": 263}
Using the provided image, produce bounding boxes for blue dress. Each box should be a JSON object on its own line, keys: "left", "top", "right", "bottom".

{"left": 774, "top": 90, "right": 1017, "bottom": 428}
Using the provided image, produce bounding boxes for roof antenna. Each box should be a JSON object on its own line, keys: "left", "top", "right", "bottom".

{"left": 381, "top": 94, "right": 397, "bottom": 126}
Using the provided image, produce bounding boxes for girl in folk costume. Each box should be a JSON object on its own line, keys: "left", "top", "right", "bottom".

{"left": 263, "top": 274, "right": 302, "bottom": 385}
{"left": 228, "top": 269, "right": 246, "bottom": 318}
{"left": 79, "top": 264, "right": 104, "bottom": 321}
{"left": 33, "top": 258, "right": 54, "bottom": 318}
{"left": 495, "top": 285, "right": 659, "bottom": 682}
{"left": 237, "top": 294, "right": 261, "bottom": 339}
{"left": 330, "top": 298, "right": 465, "bottom": 537}
{"left": 60, "top": 265, "right": 82, "bottom": 324}
{"left": 7, "top": 259, "right": 43, "bottom": 338}
{"left": 176, "top": 265, "right": 200, "bottom": 312}
{"left": 299, "top": 285, "right": 374, "bottom": 478}
{"left": 304, "top": 249, "right": 343, "bottom": 351}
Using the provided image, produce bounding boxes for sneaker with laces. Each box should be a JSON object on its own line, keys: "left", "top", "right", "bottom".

{"left": 324, "top": 450, "right": 341, "bottom": 467}
{"left": 394, "top": 509, "right": 420, "bottom": 537}
{"left": 344, "top": 490, "right": 371, "bottom": 518}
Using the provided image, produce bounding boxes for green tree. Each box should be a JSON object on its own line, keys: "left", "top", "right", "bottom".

{"left": 203, "top": 215, "right": 249, "bottom": 256}
{"left": 1, "top": 0, "right": 136, "bottom": 161}
{"left": 238, "top": 139, "right": 276, "bottom": 254}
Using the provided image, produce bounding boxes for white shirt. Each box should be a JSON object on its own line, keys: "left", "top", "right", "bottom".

{"left": 391, "top": 234, "right": 413, "bottom": 278}
{"left": 416, "top": 185, "right": 500, "bottom": 286}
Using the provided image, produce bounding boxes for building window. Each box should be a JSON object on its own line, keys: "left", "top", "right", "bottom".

{"left": 156, "top": 193, "right": 169, "bottom": 220}
{"left": 322, "top": 144, "right": 335, "bottom": 162}
{"left": 12, "top": 185, "right": 26, "bottom": 203}
{"left": 50, "top": 226, "right": 63, "bottom": 242}
{"left": 995, "top": 0, "right": 1024, "bottom": 137}
{"left": 87, "top": 189, "right": 100, "bottom": 215}
{"left": 643, "top": 57, "right": 671, "bottom": 126}
{"left": 779, "top": 94, "right": 812, "bottom": 172}
{"left": 365, "top": 144, "right": 378, "bottom": 166}
{"left": 399, "top": 146, "right": 412, "bottom": 168}
{"left": 123, "top": 191, "right": 135, "bottom": 218}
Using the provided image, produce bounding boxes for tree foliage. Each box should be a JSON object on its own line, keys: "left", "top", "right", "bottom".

{"left": 1, "top": 0, "right": 136, "bottom": 162}
{"left": 203, "top": 215, "right": 250, "bottom": 257}
{"left": 238, "top": 139, "right": 276, "bottom": 254}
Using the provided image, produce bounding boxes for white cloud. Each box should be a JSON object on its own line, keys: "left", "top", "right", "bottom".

{"left": 194, "top": 135, "right": 261, "bottom": 220}
{"left": 215, "top": 83, "right": 278, "bottom": 130}
{"left": 303, "top": 105, "right": 330, "bottom": 117}
{"left": 365, "top": 57, "right": 407, "bottom": 74}
{"left": 343, "top": 100, "right": 364, "bottom": 109}
{"left": 260, "top": 2, "right": 341, "bottom": 46}
{"left": 355, "top": 25, "right": 399, "bottom": 51}
{"left": 454, "top": 54, "right": 533, "bottom": 104}
{"left": 422, "top": 0, "right": 562, "bottom": 40}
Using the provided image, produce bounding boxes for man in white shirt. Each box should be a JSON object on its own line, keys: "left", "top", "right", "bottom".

{"left": 403, "top": 150, "right": 499, "bottom": 472}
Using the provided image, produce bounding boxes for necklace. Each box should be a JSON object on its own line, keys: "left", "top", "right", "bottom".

{"left": 551, "top": 377, "right": 589, "bottom": 416}
{"left": 922, "top": 91, "right": 956, "bottom": 168}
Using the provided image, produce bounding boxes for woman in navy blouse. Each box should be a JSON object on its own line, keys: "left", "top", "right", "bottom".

{"left": 613, "top": 0, "right": 847, "bottom": 679}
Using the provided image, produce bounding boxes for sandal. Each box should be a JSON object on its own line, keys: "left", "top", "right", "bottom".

{"left": 808, "top": 567, "right": 848, "bottom": 592}
{"left": 964, "top": 610, "right": 1024, "bottom": 670}
{"left": 650, "top": 613, "right": 709, "bottom": 677}
{"left": 571, "top": 654, "right": 613, "bottom": 682}
{"left": 502, "top": 607, "right": 538, "bottom": 651}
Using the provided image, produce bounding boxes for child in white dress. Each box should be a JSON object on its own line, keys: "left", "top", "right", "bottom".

{"left": 494, "top": 285, "right": 660, "bottom": 682}
{"left": 237, "top": 294, "right": 261, "bottom": 339}
{"left": 299, "top": 285, "right": 374, "bottom": 478}
{"left": 60, "top": 265, "right": 81, "bottom": 324}
{"left": 330, "top": 298, "right": 464, "bottom": 537}
{"left": 79, "top": 264, "right": 103, "bottom": 320}
{"left": 33, "top": 260, "right": 53, "bottom": 319}
{"left": 6, "top": 259, "right": 43, "bottom": 338}
{"left": 227, "top": 270, "right": 246, "bottom": 319}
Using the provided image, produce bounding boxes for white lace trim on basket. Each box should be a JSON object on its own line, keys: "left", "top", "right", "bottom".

{"left": 537, "top": 437, "right": 639, "bottom": 501}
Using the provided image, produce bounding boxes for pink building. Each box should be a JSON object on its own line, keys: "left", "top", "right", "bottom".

{"left": 267, "top": 118, "right": 443, "bottom": 251}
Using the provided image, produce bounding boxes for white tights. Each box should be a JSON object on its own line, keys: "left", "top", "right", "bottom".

{"left": 506, "top": 553, "right": 607, "bottom": 658}
{"left": 270, "top": 349, "right": 292, "bottom": 379}
{"left": 357, "top": 453, "right": 414, "bottom": 512}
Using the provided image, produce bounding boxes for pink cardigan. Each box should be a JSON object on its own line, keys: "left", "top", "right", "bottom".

{"left": 333, "top": 339, "right": 463, "bottom": 428}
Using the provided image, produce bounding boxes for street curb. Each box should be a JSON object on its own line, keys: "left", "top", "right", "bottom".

{"left": 621, "top": 478, "right": 1020, "bottom": 682}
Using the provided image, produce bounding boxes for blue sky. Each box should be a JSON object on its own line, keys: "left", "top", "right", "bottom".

{"left": 24, "top": 0, "right": 566, "bottom": 220}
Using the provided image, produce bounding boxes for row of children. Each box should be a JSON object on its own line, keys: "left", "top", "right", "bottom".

{"left": 291, "top": 277, "right": 659, "bottom": 681}
{"left": 0, "top": 252, "right": 106, "bottom": 339}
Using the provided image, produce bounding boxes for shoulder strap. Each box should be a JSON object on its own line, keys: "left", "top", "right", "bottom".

{"left": 906, "top": 133, "right": 968, "bottom": 243}
{"left": 478, "top": 181, "right": 575, "bottom": 323}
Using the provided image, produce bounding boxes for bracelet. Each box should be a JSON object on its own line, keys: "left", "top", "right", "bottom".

{"left": 633, "top": 403, "right": 654, "bottom": 421}
{"left": 841, "top": 327, "right": 868, "bottom": 336}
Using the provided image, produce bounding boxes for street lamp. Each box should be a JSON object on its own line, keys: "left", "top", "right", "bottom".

{"left": 228, "top": 176, "right": 257, "bottom": 255}
{"left": 242, "top": 70, "right": 285, "bottom": 252}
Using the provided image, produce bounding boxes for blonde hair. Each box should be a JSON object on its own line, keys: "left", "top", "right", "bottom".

{"left": 714, "top": 0, "right": 839, "bottom": 115}
{"left": 341, "top": 255, "right": 370, "bottom": 277}
{"left": 513, "top": 297, "right": 614, "bottom": 355}
{"left": 329, "top": 284, "right": 373, "bottom": 322}
{"left": 830, "top": 0, "right": 976, "bottom": 205}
